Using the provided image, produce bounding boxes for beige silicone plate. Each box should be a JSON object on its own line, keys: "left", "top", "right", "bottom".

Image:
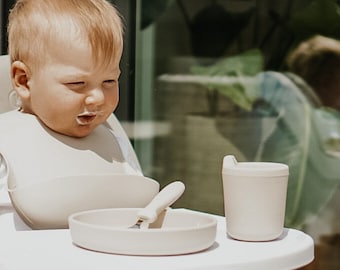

{"left": 69, "top": 208, "right": 217, "bottom": 256}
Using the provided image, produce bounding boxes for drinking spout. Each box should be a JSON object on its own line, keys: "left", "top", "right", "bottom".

{"left": 223, "top": 155, "right": 238, "bottom": 169}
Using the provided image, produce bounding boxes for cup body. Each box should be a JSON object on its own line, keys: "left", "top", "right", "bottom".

{"left": 222, "top": 156, "right": 289, "bottom": 241}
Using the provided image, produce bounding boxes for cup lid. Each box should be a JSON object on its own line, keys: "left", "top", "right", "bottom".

{"left": 222, "top": 156, "right": 289, "bottom": 177}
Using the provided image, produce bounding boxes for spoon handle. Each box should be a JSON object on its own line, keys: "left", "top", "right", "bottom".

{"left": 137, "top": 181, "right": 185, "bottom": 224}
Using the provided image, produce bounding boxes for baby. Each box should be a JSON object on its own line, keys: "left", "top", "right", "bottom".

{"left": 0, "top": 0, "right": 142, "bottom": 229}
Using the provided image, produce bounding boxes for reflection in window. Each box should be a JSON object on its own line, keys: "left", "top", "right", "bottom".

{"left": 135, "top": 1, "right": 340, "bottom": 268}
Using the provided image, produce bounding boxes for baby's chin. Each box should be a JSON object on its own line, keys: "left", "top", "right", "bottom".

{"left": 45, "top": 122, "right": 98, "bottom": 138}
{"left": 68, "top": 125, "right": 99, "bottom": 138}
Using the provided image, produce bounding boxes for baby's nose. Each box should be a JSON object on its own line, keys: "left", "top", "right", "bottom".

{"left": 85, "top": 88, "right": 105, "bottom": 105}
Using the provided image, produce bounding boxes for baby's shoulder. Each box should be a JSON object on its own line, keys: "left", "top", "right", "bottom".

{"left": 0, "top": 111, "right": 33, "bottom": 131}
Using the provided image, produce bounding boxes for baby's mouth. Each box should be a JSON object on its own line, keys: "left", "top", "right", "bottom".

{"left": 76, "top": 111, "right": 98, "bottom": 126}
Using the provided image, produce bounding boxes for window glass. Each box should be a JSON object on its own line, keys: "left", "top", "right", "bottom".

{"left": 134, "top": 1, "right": 340, "bottom": 268}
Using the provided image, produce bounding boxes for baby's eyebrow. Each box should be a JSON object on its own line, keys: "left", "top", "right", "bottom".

{"left": 60, "top": 72, "right": 88, "bottom": 80}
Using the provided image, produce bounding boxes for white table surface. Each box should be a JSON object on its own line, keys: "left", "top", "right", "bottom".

{"left": 0, "top": 209, "right": 314, "bottom": 270}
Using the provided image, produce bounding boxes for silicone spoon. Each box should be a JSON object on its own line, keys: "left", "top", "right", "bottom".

{"left": 131, "top": 181, "right": 185, "bottom": 229}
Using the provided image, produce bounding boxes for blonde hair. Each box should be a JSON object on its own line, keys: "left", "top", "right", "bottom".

{"left": 7, "top": 0, "right": 124, "bottom": 71}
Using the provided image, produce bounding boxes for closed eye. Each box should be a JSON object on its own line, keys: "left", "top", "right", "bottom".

{"left": 103, "top": 80, "right": 117, "bottom": 87}
{"left": 104, "top": 80, "right": 116, "bottom": 83}
{"left": 65, "top": 81, "right": 86, "bottom": 90}
{"left": 68, "top": 81, "right": 85, "bottom": 86}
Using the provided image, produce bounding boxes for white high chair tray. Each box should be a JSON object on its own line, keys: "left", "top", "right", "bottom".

{"left": 0, "top": 209, "right": 314, "bottom": 270}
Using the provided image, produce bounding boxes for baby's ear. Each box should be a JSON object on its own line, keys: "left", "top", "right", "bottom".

{"left": 11, "top": 61, "right": 31, "bottom": 99}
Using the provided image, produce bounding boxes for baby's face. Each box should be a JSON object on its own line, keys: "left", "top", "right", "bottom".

{"left": 24, "top": 42, "right": 121, "bottom": 137}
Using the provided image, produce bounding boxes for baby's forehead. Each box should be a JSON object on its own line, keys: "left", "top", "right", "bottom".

{"left": 27, "top": 36, "right": 120, "bottom": 75}
{"left": 47, "top": 19, "right": 120, "bottom": 56}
